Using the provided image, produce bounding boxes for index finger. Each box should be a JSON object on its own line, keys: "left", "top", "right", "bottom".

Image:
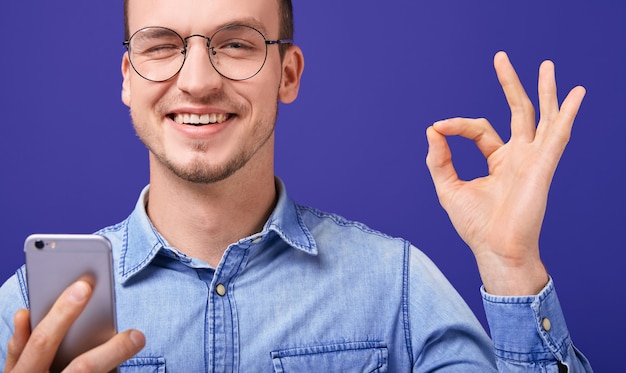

{"left": 432, "top": 117, "right": 504, "bottom": 159}
{"left": 12, "top": 281, "right": 91, "bottom": 372}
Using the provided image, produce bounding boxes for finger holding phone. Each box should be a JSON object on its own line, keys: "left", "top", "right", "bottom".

{"left": 3, "top": 235, "right": 145, "bottom": 373}
{"left": 5, "top": 283, "right": 145, "bottom": 372}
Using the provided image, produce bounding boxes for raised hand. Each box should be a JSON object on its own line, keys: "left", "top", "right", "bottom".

{"left": 4, "top": 281, "right": 145, "bottom": 372}
{"left": 426, "top": 51, "right": 586, "bottom": 296}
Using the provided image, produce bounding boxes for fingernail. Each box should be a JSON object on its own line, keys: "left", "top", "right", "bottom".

{"left": 130, "top": 330, "right": 145, "bottom": 348}
{"left": 69, "top": 281, "right": 89, "bottom": 302}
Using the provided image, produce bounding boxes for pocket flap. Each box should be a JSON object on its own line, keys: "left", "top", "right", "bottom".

{"left": 120, "top": 357, "right": 166, "bottom": 373}
{"left": 271, "top": 341, "right": 388, "bottom": 373}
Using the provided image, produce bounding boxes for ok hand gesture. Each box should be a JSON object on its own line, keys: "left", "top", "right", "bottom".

{"left": 426, "top": 51, "right": 586, "bottom": 296}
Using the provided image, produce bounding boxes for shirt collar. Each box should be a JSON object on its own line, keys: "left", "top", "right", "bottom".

{"left": 118, "top": 178, "right": 317, "bottom": 283}
{"left": 263, "top": 178, "right": 317, "bottom": 254}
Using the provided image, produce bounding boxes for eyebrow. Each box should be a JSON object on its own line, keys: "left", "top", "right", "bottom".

{"left": 213, "top": 17, "right": 270, "bottom": 37}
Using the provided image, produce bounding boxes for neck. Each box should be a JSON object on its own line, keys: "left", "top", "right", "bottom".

{"left": 145, "top": 153, "right": 277, "bottom": 268}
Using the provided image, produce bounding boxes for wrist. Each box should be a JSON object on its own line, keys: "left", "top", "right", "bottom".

{"left": 477, "top": 252, "right": 549, "bottom": 296}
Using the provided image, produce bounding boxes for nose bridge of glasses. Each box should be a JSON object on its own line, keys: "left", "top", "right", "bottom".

{"left": 183, "top": 34, "right": 212, "bottom": 53}
{"left": 177, "top": 33, "right": 223, "bottom": 84}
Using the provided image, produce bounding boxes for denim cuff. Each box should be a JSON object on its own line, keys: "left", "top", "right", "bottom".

{"left": 481, "top": 277, "right": 572, "bottom": 363}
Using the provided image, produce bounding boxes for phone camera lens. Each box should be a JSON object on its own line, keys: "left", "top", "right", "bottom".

{"left": 34, "top": 240, "right": 45, "bottom": 249}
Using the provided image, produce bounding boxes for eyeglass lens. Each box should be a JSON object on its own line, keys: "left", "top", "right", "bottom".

{"left": 127, "top": 25, "right": 268, "bottom": 82}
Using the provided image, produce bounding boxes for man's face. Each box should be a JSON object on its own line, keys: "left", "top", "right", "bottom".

{"left": 122, "top": 0, "right": 301, "bottom": 184}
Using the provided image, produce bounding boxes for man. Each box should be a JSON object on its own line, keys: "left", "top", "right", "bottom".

{"left": 0, "top": 0, "right": 592, "bottom": 371}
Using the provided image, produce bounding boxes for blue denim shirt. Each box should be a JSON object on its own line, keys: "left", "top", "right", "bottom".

{"left": 0, "top": 180, "right": 591, "bottom": 372}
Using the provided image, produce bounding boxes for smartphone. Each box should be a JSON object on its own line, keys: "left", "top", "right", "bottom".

{"left": 24, "top": 234, "right": 117, "bottom": 372}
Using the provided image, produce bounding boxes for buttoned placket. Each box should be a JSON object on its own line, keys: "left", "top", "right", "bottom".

{"left": 206, "top": 237, "right": 261, "bottom": 372}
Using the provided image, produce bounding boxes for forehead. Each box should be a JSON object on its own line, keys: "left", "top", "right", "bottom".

{"left": 127, "top": 0, "right": 280, "bottom": 36}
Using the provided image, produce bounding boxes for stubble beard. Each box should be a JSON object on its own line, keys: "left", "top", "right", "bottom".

{"left": 160, "top": 140, "right": 249, "bottom": 184}
{"left": 132, "top": 97, "right": 279, "bottom": 185}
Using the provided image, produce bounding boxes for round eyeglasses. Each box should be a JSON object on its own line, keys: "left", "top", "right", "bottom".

{"left": 123, "top": 25, "right": 293, "bottom": 82}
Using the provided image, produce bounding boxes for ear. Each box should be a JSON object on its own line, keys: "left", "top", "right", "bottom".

{"left": 121, "top": 52, "right": 132, "bottom": 107}
{"left": 278, "top": 45, "right": 305, "bottom": 104}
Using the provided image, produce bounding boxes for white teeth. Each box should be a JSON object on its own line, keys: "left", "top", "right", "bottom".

{"left": 173, "top": 113, "right": 229, "bottom": 125}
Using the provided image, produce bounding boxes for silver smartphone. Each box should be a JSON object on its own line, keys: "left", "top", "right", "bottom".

{"left": 24, "top": 234, "right": 117, "bottom": 372}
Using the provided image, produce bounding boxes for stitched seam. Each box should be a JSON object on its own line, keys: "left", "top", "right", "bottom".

{"left": 17, "top": 267, "right": 29, "bottom": 308}
{"left": 298, "top": 204, "right": 401, "bottom": 241}
{"left": 402, "top": 241, "right": 413, "bottom": 364}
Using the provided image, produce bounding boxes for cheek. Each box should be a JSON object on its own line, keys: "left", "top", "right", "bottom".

{"left": 245, "top": 89, "right": 278, "bottom": 126}
{"left": 129, "top": 79, "right": 171, "bottom": 115}
{"left": 247, "top": 67, "right": 283, "bottom": 111}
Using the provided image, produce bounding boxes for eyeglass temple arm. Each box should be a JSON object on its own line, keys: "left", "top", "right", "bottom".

{"left": 122, "top": 39, "right": 290, "bottom": 48}
{"left": 265, "top": 39, "right": 293, "bottom": 45}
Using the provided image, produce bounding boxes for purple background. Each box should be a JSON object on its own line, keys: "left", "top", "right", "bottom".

{"left": 1, "top": 1, "right": 624, "bottom": 369}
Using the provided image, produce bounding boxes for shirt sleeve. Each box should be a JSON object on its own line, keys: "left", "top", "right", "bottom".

{"left": 481, "top": 278, "right": 593, "bottom": 372}
{"left": 0, "top": 267, "right": 29, "bottom": 367}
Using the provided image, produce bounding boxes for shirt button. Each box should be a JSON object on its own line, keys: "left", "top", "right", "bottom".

{"left": 251, "top": 237, "right": 263, "bottom": 244}
{"left": 541, "top": 317, "right": 552, "bottom": 332}
{"left": 216, "top": 283, "right": 227, "bottom": 297}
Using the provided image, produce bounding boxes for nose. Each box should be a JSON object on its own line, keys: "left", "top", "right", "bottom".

{"left": 176, "top": 36, "right": 223, "bottom": 97}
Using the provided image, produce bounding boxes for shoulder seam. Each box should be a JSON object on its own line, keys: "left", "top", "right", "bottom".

{"left": 17, "top": 267, "right": 29, "bottom": 308}
{"left": 402, "top": 241, "right": 414, "bottom": 364}
{"left": 297, "top": 204, "right": 403, "bottom": 242}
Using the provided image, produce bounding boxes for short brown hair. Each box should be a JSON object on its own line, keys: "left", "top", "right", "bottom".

{"left": 123, "top": 0, "right": 294, "bottom": 56}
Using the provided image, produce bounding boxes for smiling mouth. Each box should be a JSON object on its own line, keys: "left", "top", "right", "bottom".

{"left": 170, "top": 113, "right": 232, "bottom": 126}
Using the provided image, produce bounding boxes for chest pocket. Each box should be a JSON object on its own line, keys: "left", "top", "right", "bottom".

{"left": 271, "top": 341, "right": 388, "bottom": 373}
{"left": 120, "top": 357, "right": 166, "bottom": 373}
